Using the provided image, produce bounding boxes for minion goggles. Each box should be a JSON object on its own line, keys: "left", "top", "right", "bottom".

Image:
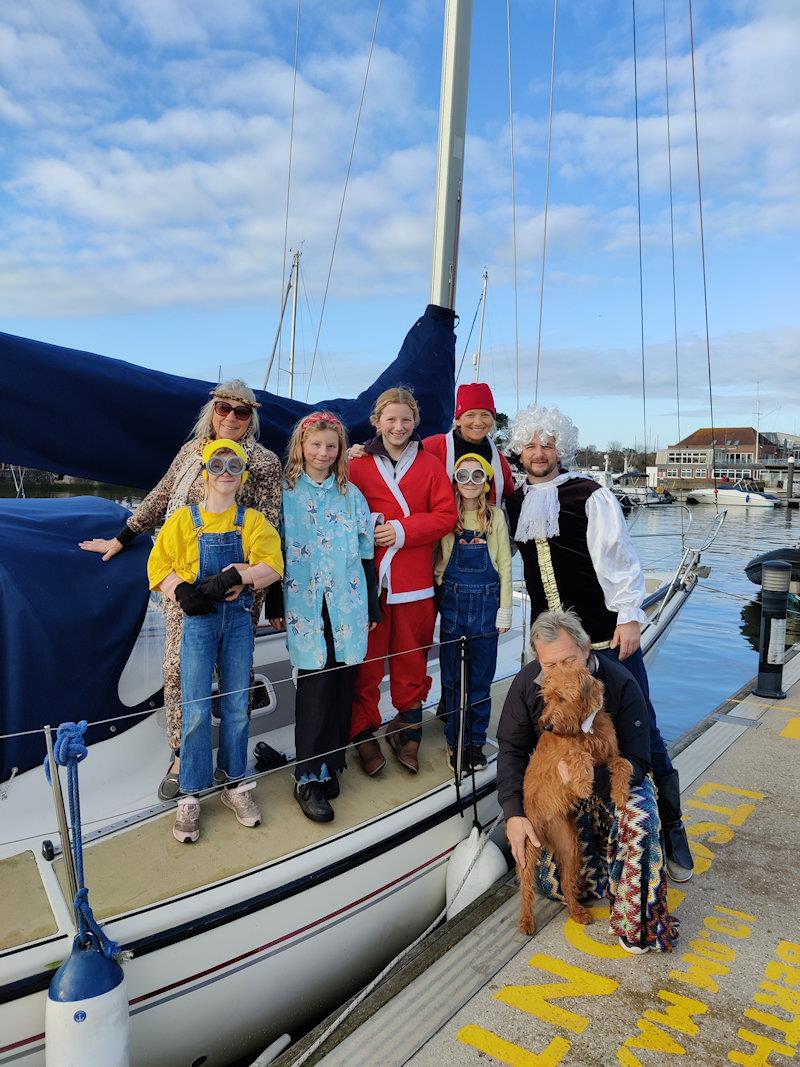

{"left": 201, "top": 439, "right": 250, "bottom": 483}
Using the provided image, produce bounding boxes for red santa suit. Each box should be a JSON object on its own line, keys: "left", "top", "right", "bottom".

{"left": 423, "top": 430, "right": 515, "bottom": 505}
{"left": 348, "top": 439, "right": 457, "bottom": 738}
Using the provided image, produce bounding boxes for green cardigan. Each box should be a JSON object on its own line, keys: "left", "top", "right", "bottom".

{"left": 434, "top": 505, "right": 514, "bottom": 630}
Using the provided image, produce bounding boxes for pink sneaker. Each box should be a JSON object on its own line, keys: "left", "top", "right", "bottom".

{"left": 173, "top": 795, "right": 200, "bottom": 843}
{"left": 220, "top": 781, "right": 262, "bottom": 828}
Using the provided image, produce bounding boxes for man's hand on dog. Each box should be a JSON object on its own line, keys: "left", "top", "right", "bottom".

{"left": 610, "top": 620, "right": 641, "bottom": 661}
{"left": 506, "top": 816, "right": 541, "bottom": 869}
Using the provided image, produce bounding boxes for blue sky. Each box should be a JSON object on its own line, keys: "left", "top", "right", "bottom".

{"left": 1, "top": 0, "right": 797, "bottom": 450}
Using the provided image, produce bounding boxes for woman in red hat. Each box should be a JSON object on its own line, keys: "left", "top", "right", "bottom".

{"left": 422, "top": 382, "right": 515, "bottom": 506}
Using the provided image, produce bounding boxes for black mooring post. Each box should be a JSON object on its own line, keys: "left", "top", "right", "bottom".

{"left": 753, "top": 560, "right": 791, "bottom": 699}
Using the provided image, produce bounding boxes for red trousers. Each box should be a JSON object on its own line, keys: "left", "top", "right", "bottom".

{"left": 350, "top": 593, "right": 436, "bottom": 739}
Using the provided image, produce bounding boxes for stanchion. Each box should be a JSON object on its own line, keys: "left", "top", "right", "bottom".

{"left": 753, "top": 560, "right": 791, "bottom": 699}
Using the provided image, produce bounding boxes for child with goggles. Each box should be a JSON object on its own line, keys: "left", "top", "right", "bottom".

{"left": 148, "top": 439, "right": 283, "bottom": 843}
{"left": 434, "top": 453, "right": 513, "bottom": 775}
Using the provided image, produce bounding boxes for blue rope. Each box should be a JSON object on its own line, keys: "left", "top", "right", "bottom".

{"left": 44, "top": 721, "right": 120, "bottom": 959}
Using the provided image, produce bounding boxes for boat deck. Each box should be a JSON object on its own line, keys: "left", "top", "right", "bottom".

{"left": 52, "top": 708, "right": 503, "bottom": 924}
{"left": 286, "top": 650, "right": 800, "bottom": 1067}
{"left": 0, "top": 852, "right": 58, "bottom": 951}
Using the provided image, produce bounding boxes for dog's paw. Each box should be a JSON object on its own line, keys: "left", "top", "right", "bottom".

{"left": 611, "top": 785, "right": 630, "bottom": 810}
{"left": 519, "top": 916, "right": 536, "bottom": 935}
{"left": 569, "top": 905, "right": 593, "bottom": 926}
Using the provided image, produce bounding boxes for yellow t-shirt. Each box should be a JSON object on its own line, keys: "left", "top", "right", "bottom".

{"left": 147, "top": 505, "right": 284, "bottom": 590}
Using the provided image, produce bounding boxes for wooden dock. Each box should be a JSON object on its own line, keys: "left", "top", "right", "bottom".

{"left": 277, "top": 648, "right": 800, "bottom": 1067}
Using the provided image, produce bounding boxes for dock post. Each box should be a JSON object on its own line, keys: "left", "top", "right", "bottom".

{"left": 787, "top": 455, "right": 796, "bottom": 503}
{"left": 753, "top": 560, "right": 791, "bottom": 699}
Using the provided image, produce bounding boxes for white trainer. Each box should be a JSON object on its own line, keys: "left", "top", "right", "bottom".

{"left": 173, "top": 795, "right": 201, "bottom": 843}
{"left": 220, "top": 781, "right": 262, "bottom": 828}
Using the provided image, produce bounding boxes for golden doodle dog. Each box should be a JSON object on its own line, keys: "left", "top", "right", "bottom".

{"left": 518, "top": 664, "right": 633, "bottom": 934}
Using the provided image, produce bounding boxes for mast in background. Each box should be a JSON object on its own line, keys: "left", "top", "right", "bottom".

{"left": 430, "top": 0, "right": 474, "bottom": 310}
{"left": 472, "top": 268, "right": 488, "bottom": 379}
{"left": 287, "top": 249, "right": 301, "bottom": 399}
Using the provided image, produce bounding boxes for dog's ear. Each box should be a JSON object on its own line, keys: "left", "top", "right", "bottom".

{"left": 579, "top": 672, "right": 604, "bottom": 713}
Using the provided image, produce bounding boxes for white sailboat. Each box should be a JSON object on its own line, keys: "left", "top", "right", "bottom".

{"left": 687, "top": 477, "right": 780, "bottom": 508}
{"left": 0, "top": 4, "right": 717, "bottom": 1065}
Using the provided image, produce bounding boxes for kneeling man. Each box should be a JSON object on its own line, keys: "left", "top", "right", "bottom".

{"left": 498, "top": 608, "right": 678, "bottom": 953}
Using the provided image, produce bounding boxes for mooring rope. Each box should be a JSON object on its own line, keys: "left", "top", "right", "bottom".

{"left": 44, "top": 720, "right": 120, "bottom": 958}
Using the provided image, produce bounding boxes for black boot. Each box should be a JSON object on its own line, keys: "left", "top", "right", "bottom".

{"left": 323, "top": 772, "right": 340, "bottom": 799}
{"left": 294, "top": 781, "right": 334, "bottom": 823}
{"left": 655, "top": 770, "right": 694, "bottom": 882}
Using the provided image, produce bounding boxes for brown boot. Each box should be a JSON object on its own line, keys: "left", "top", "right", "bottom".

{"left": 385, "top": 715, "right": 420, "bottom": 774}
{"left": 353, "top": 733, "right": 386, "bottom": 776}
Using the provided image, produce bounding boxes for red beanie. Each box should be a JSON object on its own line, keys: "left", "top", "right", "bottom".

{"left": 455, "top": 383, "right": 496, "bottom": 420}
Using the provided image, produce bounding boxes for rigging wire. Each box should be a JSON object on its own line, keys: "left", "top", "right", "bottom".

{"left": 534, "top": 0, "right": 559, "bottom": 405}
{"left": 631, "top": 0, "right": 648, "bottom": 461}
{"left": 505, "top": 0, "right": 520, "bottom": 409}
{"left": 661, "top": 0, "right": 685, "bottom": 549}
{"left": 268, "top": 0, "right": 302, "bottom": 392}
{"left": 455, "top": 287, "right": 485, "bottom": 384}
{"left": 305, "top": 0, "right": 383, "bottom": 400}
{"left": 687, "top": 0, "right": 718, "bottom": 502}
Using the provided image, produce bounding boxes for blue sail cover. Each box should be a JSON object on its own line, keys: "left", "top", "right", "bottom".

{"left": 0, "top": 497, "right": 152, "bottom": 781}
{"left": 0, "top": 305, "right": 456, "bottom": 487}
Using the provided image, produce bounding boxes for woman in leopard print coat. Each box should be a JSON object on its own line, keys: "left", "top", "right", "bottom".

{"left": 80, "top": 381, "right": 282, "bottom": 797}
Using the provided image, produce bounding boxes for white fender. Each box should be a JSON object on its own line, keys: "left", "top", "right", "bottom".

{"left": 446, "top": 826, "right": 507, "bottom": 920}
{"left": 45, "top": 935, "right": 129, "bottom": 1067}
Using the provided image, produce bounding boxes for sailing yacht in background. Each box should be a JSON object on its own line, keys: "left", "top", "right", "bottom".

{"left": 0, "top": 2, "right": 715, "bottom": 1064}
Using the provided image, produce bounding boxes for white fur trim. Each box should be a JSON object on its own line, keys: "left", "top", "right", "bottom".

{"left": 372, "top": 455, "right": 411, "bottom": 517}
{"left": 445, "top": 431, "right": 455, "bottom": 478}
{"left": 386, "top": 586, "right": 434, "bottom": 604}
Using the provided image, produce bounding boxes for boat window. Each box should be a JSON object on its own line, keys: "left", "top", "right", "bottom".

{"left": 117, "top": 592, "right": 166, "bottom": 707}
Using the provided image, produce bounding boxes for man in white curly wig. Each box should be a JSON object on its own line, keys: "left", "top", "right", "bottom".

{"left": 503, "top": 404, "right": 694, "bottom": 883}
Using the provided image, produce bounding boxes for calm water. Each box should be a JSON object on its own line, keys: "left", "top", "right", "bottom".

{"left": 629, "top": 503, "right": 799, "bottom": 742}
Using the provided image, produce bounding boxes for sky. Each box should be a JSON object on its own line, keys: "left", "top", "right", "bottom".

{"left": 1, "top": 0, "right": 798, "bottom": 451}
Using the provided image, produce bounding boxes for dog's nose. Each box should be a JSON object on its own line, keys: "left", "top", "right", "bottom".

{"left": 542, "top": 722, "right": 553, "bottom": 732}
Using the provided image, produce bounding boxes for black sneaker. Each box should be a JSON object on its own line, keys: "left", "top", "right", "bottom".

{"left": 323, "top": 772, "right": 340, "bottom": 799}
{"left": 467, "top": 744, "right": 487, "bottom": 771}
{"left": 294, "top": 781, "right": 334, "bottom": 823}
{"left": 447, "top": 746, "right": 468, "bottom": 778}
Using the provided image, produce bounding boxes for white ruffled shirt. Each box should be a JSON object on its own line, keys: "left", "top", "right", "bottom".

{"left": 517, "top": 474, "right": 647, "bottom": 627}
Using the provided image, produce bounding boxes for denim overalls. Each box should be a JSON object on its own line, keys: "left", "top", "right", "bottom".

{"left": 179, "top": 504, "right": 255, "bottom": 795}
{"left": 439, "top": 529, "right": 500, "bottom": 750}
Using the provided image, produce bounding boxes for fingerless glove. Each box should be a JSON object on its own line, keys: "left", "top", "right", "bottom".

{"left": 175, "top": 582, "right": 215, "bottom": 616}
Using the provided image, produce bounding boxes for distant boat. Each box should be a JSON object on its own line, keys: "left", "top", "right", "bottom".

{"left": 745, "top": 546, "right": 800, "bottom": 594}
{"left": 687, "top": 479, "right": 780, "bottom": 508}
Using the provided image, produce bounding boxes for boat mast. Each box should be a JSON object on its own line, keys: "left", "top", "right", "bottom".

{"left": 263, "top": 264, "right": 294, "bottom": 391}
{"left": 430, "top": 0, "right": 474, "bottom": 310}
{"left": 472, "top": 268, "right": 488, "bottom": 379}
{"left": 287, "top": 249, "right": 301, "bottom": 399}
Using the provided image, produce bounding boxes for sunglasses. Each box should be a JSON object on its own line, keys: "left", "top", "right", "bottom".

{"left": 205, "top": 455, "right": 247, "bottom": 477}
{"left": 214, "top": 400, "right": 253, "bottom": 421}
{"left": 455, "top": 467, "right": 488, "bottom": 485}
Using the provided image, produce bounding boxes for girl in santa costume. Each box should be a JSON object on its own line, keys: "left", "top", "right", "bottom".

{"left": 348, "top": 387, "right": 458, "bottom": 776}
{"left": 266, "top": 412, "right": 381, "bottom": 824}
{"left": 423, "top": 382, "right": 515, "bottom": 506}
{"left": 435, "top": 454, "right": 513, "bottom": 774}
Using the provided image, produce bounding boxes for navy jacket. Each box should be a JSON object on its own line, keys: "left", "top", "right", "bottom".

{"left": 496, "top": 655, "right": 652, "bottom": 820}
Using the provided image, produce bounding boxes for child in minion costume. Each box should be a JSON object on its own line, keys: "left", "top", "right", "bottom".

{"left": 434, "top": 453, "right": 513, "bottom": 773}
{"left": 148, "top": 439, "right": 283, "bottom": 843}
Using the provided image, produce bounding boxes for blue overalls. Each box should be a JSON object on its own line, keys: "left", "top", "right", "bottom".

{"left": 439, "top": 529, "right": 500, "bottom": 751}
{"left": 179, "top": 504, "right": 255, "bottom": 795}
